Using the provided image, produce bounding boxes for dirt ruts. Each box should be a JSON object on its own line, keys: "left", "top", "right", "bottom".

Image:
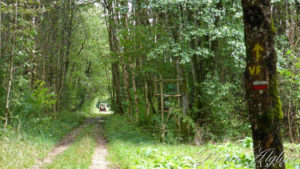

{"left": 90, "top": 117, "right": 109, "bottom": 169}
{"left": 31, "top": 116, "right": 110, "bottom": 169}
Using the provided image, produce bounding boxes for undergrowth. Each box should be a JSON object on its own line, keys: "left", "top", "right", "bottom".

{"left": 104, "top": 115, "right": 300, "bottom": 169}
{"left": 0, "top": 111, "right": 87, "bottom": 169}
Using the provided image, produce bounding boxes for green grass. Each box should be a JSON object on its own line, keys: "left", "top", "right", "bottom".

{"left": 46, "top": 124, "right": 98, "bottom": 169}
{"left": 0, "top": 111, "right": 87, "bottom": 169}
{"left": 104, "top": 115, "right": 300, "bottom": 169}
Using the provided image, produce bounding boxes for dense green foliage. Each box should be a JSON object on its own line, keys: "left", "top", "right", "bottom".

{"left": 103, "top": 0, "right": 299, "bottom": 143}
{"left": 0, "top": 1, "right": 110, "bottom": 126}
{"left": 0, "top": 0, "right": 299, "bottom": 168}
{"left": 1, "top": 0, "right": 298, "bottom": 144}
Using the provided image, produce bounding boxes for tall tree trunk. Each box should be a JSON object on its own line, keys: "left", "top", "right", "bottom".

{"left": 31, "top": 11, "right": 39, "bottom": 87}
{"left": 63, "top": 0, "right": 75, "bottom": 79}
{"left": 287, "top": 83, "right": 294, "bottom": 142}
{"left": 58, "top": 0, "right": 74, "bottom": 110}
{"left": 120, "top": 0, "right": 133, "bottom": 118}
{"left": 176, "top": 59, "right": 189, "bottom": 116}
{"left": 4, "top": 57, "right": 13, "bottom": 129}
{"left": 122, "top": 64, "right": 133, "bottom": 119}
{"left": 144, "top": 74, "right": 150, "bottom": 116}
{"left": 175, "top": 59, "right": 182, "bottom": 132}
{"left": 0, "top": 0, "right": 2, "bottom": 59}
{"left": 112, "top": 63, "right": 124, "bottom": 114}
{"left": 159, "top": 74, "right": 165, "bottom": 143}
{"left": 42, "top": 45, "right": 47, "bottom": 82}
{"left": 188, "top": 6, "right": 204, "bottom": 145}
{"left": 104, "top": 0, "right": 124, "bottom": 114}
{"left": 56, "top": 0, "right": 67, "bottom": 112}
{"left": 131, "top": 62, "right": 139, "bottom": 122}
{"left": 4, "top": 1, "right": 18, "bottom": 129}
{"left": 105, "top": 65, "right": 113, "bottom": 106}
{"left": 242, "top": 1, "right": 285, "bottom": 168}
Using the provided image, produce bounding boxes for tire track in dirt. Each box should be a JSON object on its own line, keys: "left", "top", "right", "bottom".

{"left": 31, "top": 121, "right": 87, "bottom": 169}
{"left": 90, "top": 117, "right": 110, "bottom": 169}
{"left": 31, "top": 116, "right": 110, "bottom": 169}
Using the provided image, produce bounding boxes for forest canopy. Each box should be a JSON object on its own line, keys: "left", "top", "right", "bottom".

{"left": 0, "top": 0, "right": 299, "bottom": 168}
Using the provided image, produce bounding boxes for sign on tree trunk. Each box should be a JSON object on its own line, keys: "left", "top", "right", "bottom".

{"left": 242, "top": 0, "right": 285, "bottom": 168}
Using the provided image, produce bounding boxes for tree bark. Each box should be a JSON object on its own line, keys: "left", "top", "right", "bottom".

{"left": 159, "top": 75, "right": 165, "bottom": 143}
{"left": 0, "top": 0, "right": 2, "bottom": 59}
{"left": 103, "top": 0, "right": 124, "bottom": 114}
{"left": 112, "top": 62, "right": 124, "bottom": 114}
{"left": 4, "top": 1, "right": 18, "bottom": 129}
{"left": 131, "top": 62, "right": 139, "bottom": 121}
{"left": 122, "top": 64, "right": 133, "bottom": 119}
{"left": 242, "top": 0, "right": 285, "bottom": 168}
{"left": 188, "top": 6, "right": 205, "bottom": 145}
{"left": 287, "top": 83, "right": 294, "bottom": 142}
{"left": 144, "top": 74, "right": 150, "bottom": 116}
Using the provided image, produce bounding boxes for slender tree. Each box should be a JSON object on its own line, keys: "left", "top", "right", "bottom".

{"left": 4, "top": 1, "right": 18, "bottom": 128}
{"left": 0, "top": 0, "right": 2, "bottom": 59}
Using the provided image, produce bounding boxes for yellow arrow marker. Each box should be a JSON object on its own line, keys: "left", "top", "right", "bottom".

{"left": 252, "top": 43, "right": 264, "bottom": 62}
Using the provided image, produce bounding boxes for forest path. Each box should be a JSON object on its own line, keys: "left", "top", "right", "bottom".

{"left": 31, "top": 115, "right": 110, "bottom": 169}
{"left": 31, "top": 123, "right": 85, "bottom": 169}
{"left": 90, "top": 116, "right": 110, "bottom": 169}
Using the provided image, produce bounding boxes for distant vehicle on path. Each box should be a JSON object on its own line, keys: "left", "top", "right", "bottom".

{"left": 99, "top": 104, "right": 106, "bottom": 112}
{"left": 97, "top": 102, "right": 110, "bottom": 113}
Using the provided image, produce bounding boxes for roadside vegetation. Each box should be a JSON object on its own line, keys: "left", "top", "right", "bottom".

{"left": 0, "top": 111, "right": 87, "bottom": 169}
{"left": 104, "top": 115, "right": 300, "bottom": 169}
